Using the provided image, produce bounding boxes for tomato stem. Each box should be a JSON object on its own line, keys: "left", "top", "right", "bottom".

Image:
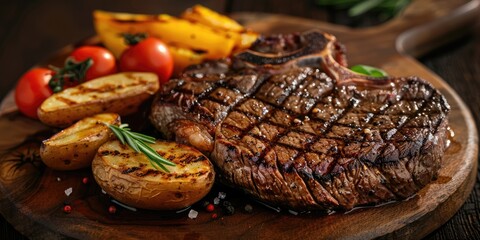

{"left": 48, "top": 57, "right": 93, "bottom": 92}
{"left": 122, "top": 33, "right": 148, "bottom": 46}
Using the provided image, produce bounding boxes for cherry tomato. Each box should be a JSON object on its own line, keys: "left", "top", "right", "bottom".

{"left": 119, "top": 37, "right": 173, "bottom": 83}
{"left": 69, "top": 46, "right": 117, "bottom": 81}
{"left": 14, "top": 68, "right": 54, "bottom": 119}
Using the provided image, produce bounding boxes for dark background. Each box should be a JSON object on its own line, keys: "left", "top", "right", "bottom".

{"left": 1, "top": 0, "right": 479, "bottom": 239}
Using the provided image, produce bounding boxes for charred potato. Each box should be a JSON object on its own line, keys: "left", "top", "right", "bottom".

{"left": 92, "top": 140, "right": 215, "bottom": 210}
{"left": 40, "top": 113, "right": 120, "bottom": 170}
{"left": 38, "top": 72, "right": 158, "bottom": 127}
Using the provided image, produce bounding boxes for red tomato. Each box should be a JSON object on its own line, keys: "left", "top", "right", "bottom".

{"left": 69, "top": 46, "right": 117, "bottom": 81}
{"left": 119, "top": 37, "right": 173, "bottom": 83}
{"left": 14, "top": 68, "right": 54, "bottom": 119}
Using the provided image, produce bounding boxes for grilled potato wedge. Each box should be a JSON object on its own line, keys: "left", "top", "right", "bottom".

{"left": 92, "top": 140, "right": 215, "bottom": 210}
{"left": 38, "top": 72, "right": 158, "bottom": 127}
{"left": 40, "top": 113, "right": 120, "bottom": 170}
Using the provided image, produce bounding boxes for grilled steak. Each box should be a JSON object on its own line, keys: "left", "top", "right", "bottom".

{"left": 150, "top": 31, "right": 450, "bottom": 210}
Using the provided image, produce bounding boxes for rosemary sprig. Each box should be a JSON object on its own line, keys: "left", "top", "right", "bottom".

{"left": 107, "top": 123, "right": 176, "bottom": 172}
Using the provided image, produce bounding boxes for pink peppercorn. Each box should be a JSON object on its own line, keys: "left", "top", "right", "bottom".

{"left": 63, "top": 205, "right": 72, "bottom": 214}
{"left": 206, "top": 203, "right": 215, "bottom": 212}
{"left": 108, "top": 205, "right": 117, "bottom": 214}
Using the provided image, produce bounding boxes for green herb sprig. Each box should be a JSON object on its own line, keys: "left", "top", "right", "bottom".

{"left": 48, "top": 58, "right": 94, "bottom": 93}
{"left": 108, "top": 123, "right": 176, "bottom": 172}
{"left": 350, "top": 64, "right": 388, "bottom": 77}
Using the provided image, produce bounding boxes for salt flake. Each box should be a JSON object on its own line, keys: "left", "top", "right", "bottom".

{"left": 188, "top": 209, "right": 198, "bottom": 219}
{"left": 213, "top": 197, "right": 220, "bottom": 205}
{"left": 218, "top": 192, "right": 227, "bottom": 199}
{"left": 64, "top": 187, "right": 73, "bottom": 196}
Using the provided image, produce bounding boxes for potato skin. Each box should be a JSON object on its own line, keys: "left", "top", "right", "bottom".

{"left": 40, "top": 113, "right": 121, "bottom": 170}
{"left": 92, "top": 140, "right": 215, "bottom": 210}
{"left": 38, "top": 72, "right": 159, "bottom": 127}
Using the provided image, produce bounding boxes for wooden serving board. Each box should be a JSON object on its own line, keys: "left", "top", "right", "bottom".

{"left": 1, "top": 0, "right": 479, "bottom": 239}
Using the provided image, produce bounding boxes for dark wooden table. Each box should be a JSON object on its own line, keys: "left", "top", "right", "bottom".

{"left": 1, "top": 0, "right": 478, "bottom": 239}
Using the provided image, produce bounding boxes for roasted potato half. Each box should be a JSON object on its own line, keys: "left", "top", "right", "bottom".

{"left": 38, "top": 72, "right": 159, "bottom": 127}
{"left": 40, "top": 113, "right": 121, "bottom": 170}
{"left": 92, "top": 140, "right": 215, "bottom": 210}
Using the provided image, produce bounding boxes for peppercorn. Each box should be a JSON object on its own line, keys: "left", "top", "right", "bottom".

{"left": 211, "top": 213, "right": 218, "bottom": 219}
{"left": 206, "top": 203, "right": 215, "bottom": 212}
{"left": 224, "top": 205, "right": 235, "bottom": 215}
{"left": 63, "top": 205, "right": 72, "bottom": 214}
{"left": 82, "top": 177, "right": 89, "bottom": 184}
{"left": 108, "top": 205, "right": 117, "bottom": 214}
{"left": 244, "top": 204, "right": 253, "bottom": 213}
{"left": 222, "top": 201, "right": 234, "bottom": 215}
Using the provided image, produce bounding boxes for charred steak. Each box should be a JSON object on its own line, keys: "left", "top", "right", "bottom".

{"left": 150, "top": 31, "right": 450, "bottom": 210}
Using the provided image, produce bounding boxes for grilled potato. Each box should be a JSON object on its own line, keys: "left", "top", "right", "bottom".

{"left": 40, "top": 113, "right": 120, "bottom": 170}
{"left": 38, "top": 72, "right": 159, "bottom": 127}
{"left": 92, "top": 140, "right": 215, "bottom": 210}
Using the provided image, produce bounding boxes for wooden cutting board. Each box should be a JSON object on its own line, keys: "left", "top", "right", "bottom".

{"left": 0, "top": 0, "right": 478, "bottom": 239}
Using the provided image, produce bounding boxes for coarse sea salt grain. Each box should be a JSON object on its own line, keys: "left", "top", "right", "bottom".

{"left": 188, "top": 209, "right": 198, "bottom": 219}
{"left": 213, "top": 197, "right": 220, "bottom": 205}
{"left": 64, "top": 187, "right": 73, "bottom": 196}
{"left": 218, "top": 192, "right": 227, "bottom": 199}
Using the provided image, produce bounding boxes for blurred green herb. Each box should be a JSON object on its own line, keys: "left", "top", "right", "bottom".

{"left": 316, "top": 0, "right": 411, "bottom": 17}
{"left": 350, "top": 65, "right": 388, "bottom": 77}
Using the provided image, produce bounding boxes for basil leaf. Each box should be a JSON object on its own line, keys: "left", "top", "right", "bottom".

{"left": 350, "top": 65, "right": 388, "bottom": 77}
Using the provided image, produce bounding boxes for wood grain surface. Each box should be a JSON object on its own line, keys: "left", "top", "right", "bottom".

{"left": 1, "top": 0, "right": 479, "bottom": 239}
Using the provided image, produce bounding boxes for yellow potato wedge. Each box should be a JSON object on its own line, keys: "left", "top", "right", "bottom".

{"left": 92, "top": 140, "right": 215, "bottom": 210}
{"left": 38, "top": 72, "right": 159, "bottom": 127}
{"left": 40, "top": 113, "right": 121, "bottom": 170}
